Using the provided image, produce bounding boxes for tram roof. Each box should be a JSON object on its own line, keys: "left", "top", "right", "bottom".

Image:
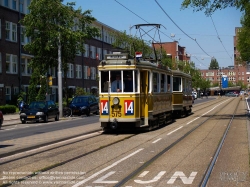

{"left": 99, "top": 53, "right": 171, "bottom": 72}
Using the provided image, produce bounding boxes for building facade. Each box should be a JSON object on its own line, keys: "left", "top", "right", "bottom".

{"left": 200, "top": 27, "right": 250, "bottom": 89}
{"left": 0, "top": 0, "right": 119, "bottom": 105}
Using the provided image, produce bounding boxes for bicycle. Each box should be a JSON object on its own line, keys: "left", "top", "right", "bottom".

{"left": 63, "top": 107, "right": 72, "bottom": 117}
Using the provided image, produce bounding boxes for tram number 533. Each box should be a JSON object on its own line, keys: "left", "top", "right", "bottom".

{"left": 112, "top": 111, "right": 121, "bottom": 117}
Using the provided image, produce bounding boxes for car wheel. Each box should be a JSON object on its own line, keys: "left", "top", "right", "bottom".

{"left": 44, "top": 115, "right": 48, "bottom": 123}
{"left": 55, "top": 113, "right": 59, "bottom": 121}
{"left": 86, "top": 109, "right": 90, "bottom": 116}
{"left": 22, "top": 120, "right": 26, "bottom": 124}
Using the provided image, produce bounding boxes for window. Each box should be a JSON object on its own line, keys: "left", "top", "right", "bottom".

{"left": 20, "top": 0, "right": 24, "bottom": 13}
{"left": 153, "top": 72, "right": 159, "bottom": 93}
{"left": 97, "top": 48, "right": 102, "bottom": 60}
{"left": 67, "top": 63, "right": 74, "bottom": 78}
{"left": 27, "top": 0, "right": 31, "bottom": 13}
{"left": 84, "top": 44, "right": 89, "bottom": 57}
{"left": 5, "top": 21, "right": 17, "bottom": 42}
{"left": 21, "top": 57, "right": 32, "bottom": 75}
{"left": 4, "top": 0, "right": 9, "bottom": 7}
{"left": 6, "top": 54, "right": 18, "bottom": 74}
{"left": 6, "top": 22, "right": 10, "bottom": 40}
{"left": 14, "top": 87, "right": 19, "bottom": 95}
{"left": 83, "top": 66, "right": 88, "bottom": 79}
{"left": 76, "top": 65, "right": 82, "bottom": 79}
{"left": 12, "top": 0, "right": 17, "bottom": 10}
{"left": 21, "top": 27, "right": 25, "bottom": 44}
{"left": 173, "top": 76, "right": 182, "bottom": 91}
{"left": 5, "top": 86, "right": 11, "bottom": 101}
{"left": 90, "top": 67, "right": 96, "bottom": 80}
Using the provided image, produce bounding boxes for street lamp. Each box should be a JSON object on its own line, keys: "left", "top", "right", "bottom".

{"left": 218, "top": 67, "right": 222, "bottom": 95}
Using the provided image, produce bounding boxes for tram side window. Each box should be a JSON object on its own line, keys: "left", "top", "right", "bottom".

{"left": 167, "top": 75, "right": 171, "bottom": 92}
{"left": 183, "top": 78, "right": 186, "bottom": 93}
{"left": 101, "top": 71, "right": 109, "bottom": 93}
{"left": 173, "top": 77, "right": 181, "bottom": 91}
{"left": 124, "top": 70, "right": 134, "bottom": 92}
{"left": 153, "top": 72, "right": 159, "bottom": 93}
{"left": 160, "top": 74, "right": 165, "bottom": 92}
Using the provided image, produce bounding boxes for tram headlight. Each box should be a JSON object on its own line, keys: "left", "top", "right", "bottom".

{"left": 113, "top": 97, "right": 120, "bottom": 105}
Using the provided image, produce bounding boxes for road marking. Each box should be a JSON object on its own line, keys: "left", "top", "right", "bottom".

{"left": 152, "top": 138, "right": 161, "bottom": 143}
{"left": 72, "top": 148, "right": 144, "bottom": 187}
{"left": 186, "top": 99, "right": 229, "bottom": 125}
{"left": 134, "top": 171, "right": 166, "bottom": 184}
{"left": 167, "top": 126, "right": 183, "bottom": 135}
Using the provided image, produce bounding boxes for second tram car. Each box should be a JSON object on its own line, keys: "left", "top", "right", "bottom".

{"left": 172, "top": 70, "right": 193, "bottom": 117}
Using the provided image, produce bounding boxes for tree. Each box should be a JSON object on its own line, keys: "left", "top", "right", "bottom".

{"left": 209, "top": 58, "right": 219, "bottom": 69}
{"left": 181, "top": 0, "right": 249, "bottom": 65}
{"left": 181, "top": 0, "right": 247, "bottom": 15}
{"left": 111, "top": 31, "right": 153, "bottom": 58}
{"left": 21, "top": 0, "right": 99, "bottom": 102}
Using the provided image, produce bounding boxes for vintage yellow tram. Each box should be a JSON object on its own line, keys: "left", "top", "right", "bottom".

{"left": 98, "top": 52, "right": 173, "bottom": 131}
{"left": 172, "top": 70, "right": 193, "bottom": 117}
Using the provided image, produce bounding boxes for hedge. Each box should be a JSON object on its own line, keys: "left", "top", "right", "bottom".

{"left": 0, "top": 105, "right": 16, "bottom": 114}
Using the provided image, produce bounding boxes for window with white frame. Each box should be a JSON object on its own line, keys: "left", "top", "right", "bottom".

{"left": 90, "top": 67, "right": 96, "bottom": 80}
{"left": 84, "top": 44, "right": 89, "bottom": 57}
{"left": 21, "top": 57, "right": 32, "bottom": 75}
{"left": 76, "top": 64, "right": 82, "bottom": 79}
{"left": 89, "top": 46, "right": 96, "bottom": 59}
{"left": 27, "top": 0, "right": 31, "bottom": 14}
{"left": 83, "top": 66, "right": 88, "bottom": 79}
{"left": 5, "top": 86, "right": 11, "bottom": 101}
{"left": 21, "top": 27, "right": 25, "bottom": 44}
{"left": 67, "top": 63, "right": 74, "bottom": 78}
{"left": 14, "top": 87, "right": 19, "bottom": 95}
{"left": 97, "top": 48, "right": 102, "bottom": 60}
{"left": 20, "top": 0, "right": 24, "bottom": 13}
{"left": 12, "top": 0, "right": 17, "bottom": 10}
{"left": 5, "top": 21, "right": 17, "bottom": 42}
{"left": 6, "top": 54, "right": 18, "bottom": 74}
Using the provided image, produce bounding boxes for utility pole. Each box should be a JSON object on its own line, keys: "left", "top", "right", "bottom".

{"left": 58, "top": 33, "right": 63, "bottom": 118}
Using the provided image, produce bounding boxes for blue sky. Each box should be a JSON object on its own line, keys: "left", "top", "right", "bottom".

{"left": 63, "top": 0, "right": 242, "bottom": 69}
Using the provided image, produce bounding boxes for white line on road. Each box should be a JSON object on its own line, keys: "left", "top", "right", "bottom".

{"left": 167, "top": 126, "right": 183, "bottom": 135}
{"left": 152, "top": 138, "right": 162, "bottom": 143}
{"left": 72, "top": 148, "right": 144, "bottom": 187}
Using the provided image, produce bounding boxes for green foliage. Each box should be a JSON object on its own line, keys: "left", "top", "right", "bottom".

{"left": 17, "top": 92, "right": 26, "bottom": 103}
{"left": 28, "top": 68, "right": 41, "bottom": 103}
{"left": 209, "top": 58, "right": 219, "bottom": 69}
{"left": 74, "top": 87, "right": 87, "bottom": 96}
{"left": 21, "top": 0, "right": 100, "bottom": 101}
{"left": 36, "top": 76, "right": 47, "bottom": 101}
{"left": 111, "top": 31, "right": 153, "bottom": 58}
{"left": 0, "top": 105, "right": 16, "bottom": 114}
{"left": 181, "top": 0, "right": 247, "bottom": 15}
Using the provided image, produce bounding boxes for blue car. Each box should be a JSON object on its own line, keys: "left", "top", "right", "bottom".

{"left": 69, "top": 95, "right": 99, "bottom": 116}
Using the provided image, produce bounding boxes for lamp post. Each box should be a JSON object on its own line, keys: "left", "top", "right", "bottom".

{"left": 218, "top": 67, "right": 222, "bottom": 96}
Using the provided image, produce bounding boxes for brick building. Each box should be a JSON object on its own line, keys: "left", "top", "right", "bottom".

{"left": 0, "top": 1, "right": 119, "bottom": 105}
{"left": 199, "top": 27, "right": 249, "bottom": 89}
{"left": 153, "top": 41, "right": 191, "bottom": 64}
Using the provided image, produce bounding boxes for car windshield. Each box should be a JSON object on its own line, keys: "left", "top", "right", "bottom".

{"left": 71, "top": 97, "right": 88, "bottom": 104}
{"left": 29, "top": 102, "right": 46, "bottom": 109}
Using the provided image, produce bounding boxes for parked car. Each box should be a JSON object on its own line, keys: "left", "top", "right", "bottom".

{"left": 192, "top": 91, "right": 197, "bottom": 99}
{"left": 225, "top": 92, "right": 238, "bottom": 97}
{"left": 20, "top": 100, "right": 59, "bottom": 124}
{"left": 69, "top": 95, "right": 99, "bottom": 116}
{"left": 0, "top": 110, "right": 3, "bottom": 129}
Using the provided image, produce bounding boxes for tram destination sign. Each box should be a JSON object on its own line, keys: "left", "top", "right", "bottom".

{"left": 106, "top": 54, "right": 128, "bottom": 60}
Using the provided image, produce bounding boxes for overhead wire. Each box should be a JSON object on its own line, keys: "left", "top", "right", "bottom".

{"left": 210, "top": 15, "right": 233, "bottom": 63}
{"left": 154, "top": 0, "right": 212, "bottom": 58}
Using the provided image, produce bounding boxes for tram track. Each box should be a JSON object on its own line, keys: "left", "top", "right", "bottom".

{"left": 115, "top": 98, "right": 243, "bottom": 186}
{"left": 200, "top": 96, "right": 240, "bottom": 186}
{"left": 1, "top": 98, "right": 247, "bottom": 187}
